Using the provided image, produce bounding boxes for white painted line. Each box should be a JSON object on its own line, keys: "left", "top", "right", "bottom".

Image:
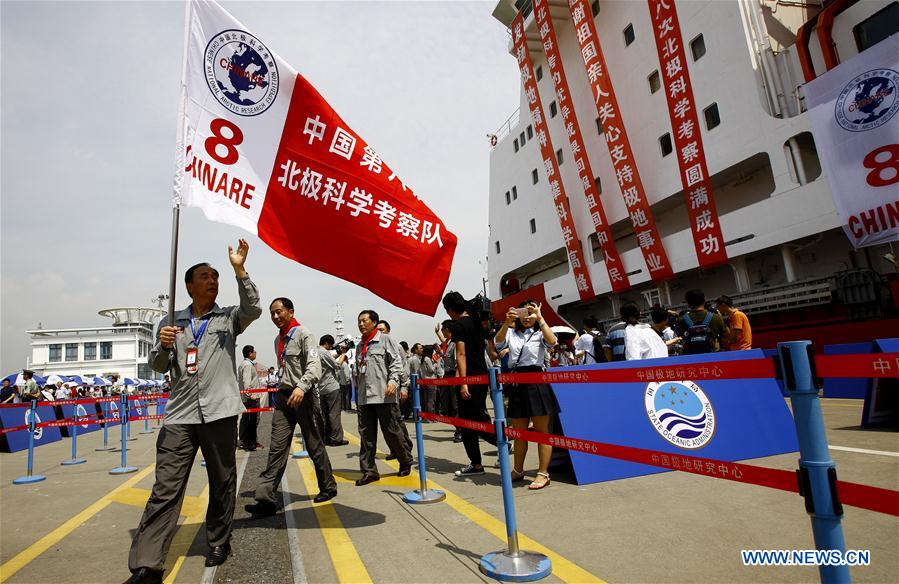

{"left": 201, "top": 451, "right": 251, "bottom": 584}
{"left": 829, "top": 445, "right": 899, "bottom": 458}
{"left": 281, "top": 471, "right": 309, "bottom": 584}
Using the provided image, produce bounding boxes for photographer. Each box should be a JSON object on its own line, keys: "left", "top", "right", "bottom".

{"left": 318, "top": 335, "right": 350, "bottom": 446}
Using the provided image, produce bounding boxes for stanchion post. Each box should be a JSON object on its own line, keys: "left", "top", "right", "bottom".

{"left": 96, "top": 400, "right": 114, "bottom": 451}
{"left": 778, "top": 341, "right": 849, "bottom": 584}
{"left": 61, "top": 406, "right": 86, "bottom": 466}
{"left": 479, "top": 367, "right": 551, "bottom": 581}
{"left": 125, "top": 395, "right": 137, "bottom": 441}
{"left": 110, "top": 393, "right": 137, "bottom": 475}
{"left": 13, "top": 400, "right": 47, "bottom": 484}
{"left": 403, "top": 374, "right": 445, "bottom": 504}
{"left": 140, "top": 399, "right": 154, "bottom": 434}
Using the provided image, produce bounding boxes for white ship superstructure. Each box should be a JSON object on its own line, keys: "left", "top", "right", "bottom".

{"left": 488, "top": 0, "right": 897, "bottom": 335}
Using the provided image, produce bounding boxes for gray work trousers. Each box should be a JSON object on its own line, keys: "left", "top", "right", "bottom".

{"left": 358, "top": 403, "right": 412, "bottom": 476}
{"left": 319, "top": 390, "right": 344, "bottom": 443}
{"left": 420, "top": 385, "right": 437, "bottom": 414}
{"left": 128, "top": 416, "right": 237, "bottom": 573}
{"left": 255, "top": 390, "right": 336, "bottom": 503}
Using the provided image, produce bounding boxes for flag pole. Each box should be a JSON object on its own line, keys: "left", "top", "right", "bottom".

{"left": 168, "top": 0, "right": 193, "bottom": 327}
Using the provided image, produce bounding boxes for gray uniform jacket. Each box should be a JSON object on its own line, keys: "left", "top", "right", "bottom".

{"left": 408, "top": 355, "right": 422, "bottom": 378}
{"left": 238, "top": 358, "right": 260, "bottom": 399}
{"left": 318, "top": 349, "right": 341, "bottom": 395}
{"left": 275, "top": 326, "right": 322, "bottom": 395}
{"left": 150, "top": 275, "right": 262, "bottom": 425}
{"left": 354, "top": 331, "right": 403, "bottom": 406}
{"left": 399, "top": 351, "right": 411, "bottom": 392}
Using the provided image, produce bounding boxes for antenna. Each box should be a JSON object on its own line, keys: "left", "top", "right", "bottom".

{"left": 152, "top": 294, "right": 169, "bottom": 309}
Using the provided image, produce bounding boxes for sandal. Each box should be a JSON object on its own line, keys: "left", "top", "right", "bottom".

{"left": 528, "top": 472, "right": 550, "bottom": 490}
{"left": 511, "top": 469, "right": 526, "bottom": 482}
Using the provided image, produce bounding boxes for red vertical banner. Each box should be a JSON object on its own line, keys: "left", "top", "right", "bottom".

{"left": 513, "top": 13, "right": 595, "bottom": 301}
{"left": 648, "top": 0, "right": 728, "bottom": 267}
{"left": 532, "top": 0, "right": 630, "bottom": 293}
{"left": 567, "top": 0, "right": 674, "bottom": 282}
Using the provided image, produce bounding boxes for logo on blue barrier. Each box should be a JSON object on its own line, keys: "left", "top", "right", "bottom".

{"left": 644, "top": 381, "right": 716, "bottom": 449}
{"left": 25, "top": 409, "right": 43, "bottom": 440}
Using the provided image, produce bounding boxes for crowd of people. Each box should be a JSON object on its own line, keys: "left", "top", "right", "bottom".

{"left": 0, "top": 372, "right": 171, "bottom": 405}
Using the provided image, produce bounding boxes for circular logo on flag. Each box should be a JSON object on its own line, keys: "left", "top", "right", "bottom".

{"left": 644, "top": 381, "right": 715, "bottom": 449}
{"left": 205, "top": 29, "right": 279, "bottom": 117}
{"left": 834, "top": 68, "right": 898, "bottom": 132}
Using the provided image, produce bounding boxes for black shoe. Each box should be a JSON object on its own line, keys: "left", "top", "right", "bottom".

{"left": 313, "top": 490, "right": 337, "bottom": 503}
{"left": 355, "top": 474, "right": 380, "bottom": 486}
{"left": 397, "top": 464, "right": 412, "bottom": 477}
{"left": 204, "top": 544, "right": 231, "bottom": 567}
{"left": 454, "top": 464, "right": 485, "bottom": 477}
{"left": 453, "top": 432, "right": 463, "bottom": 443}
{"left": 330, "top": 440, "right": 349, "bottom": 446}
{"left": 124, "top": 567, "right": 163, "bottom": 584}
{"left": 244, "top": 501, "right": 277, "bottom": 516}
{"left": 385, "top": 453, "right": 397, "bottom": 461}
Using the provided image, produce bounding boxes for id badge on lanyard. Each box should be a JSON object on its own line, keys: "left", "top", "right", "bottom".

{"left": 185, "top": 348, "right": 199, "bottom": 375}
{"left": 186, "top": 310, "right": 209, "bottom": 376}
{"left": 278, "top": 327, "right": 298, "bottom": 379}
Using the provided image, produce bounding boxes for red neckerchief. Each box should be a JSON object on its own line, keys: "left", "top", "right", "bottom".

{"left": 441, "top": 340, "right": 448, "bottom": 354}
{"left": 277, "top": 318, "right": 301, "bottom": 366}
{"left": 359, "top": 329, "right": 378, "bottom": 362}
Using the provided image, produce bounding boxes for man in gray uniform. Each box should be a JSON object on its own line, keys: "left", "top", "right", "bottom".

{"left": 317, "top": 335, "right": 349, "bottom": 446}
{"left": 127, "top": 240, "right": 262, "bottom": 584}
{"left": 238, "top": 345, "right": 261, "bottom": 451}
{"left": 246, "top": 297, "right": 337, "bottom": 516}
{"left": 354, "top": 310, "right": 412, "bottom": 485}
{"left": 376, "top": 321, "right": 412, "bottom": 460}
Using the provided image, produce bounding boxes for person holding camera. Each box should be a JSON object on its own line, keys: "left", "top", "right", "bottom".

{"left": 494, "top": 300, "right": 559, "bottom": 490}
{"left": 318, "top": 335, "right": 350, "bottom": 446}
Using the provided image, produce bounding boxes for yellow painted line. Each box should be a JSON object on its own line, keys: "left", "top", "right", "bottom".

{"left": 162, "top": 483, "right": 211, "bottom": 582}
{"left": 295, "top": 456, "right": 372, "bottom": 584}
{"left": 343, "top": 430, "right": 606, "bottom": 584}
{"left": 108, "top": 487, "right": 206, "bottom": 517}
{"left": 0, "top": 464, "right": 156, "bottom": 583}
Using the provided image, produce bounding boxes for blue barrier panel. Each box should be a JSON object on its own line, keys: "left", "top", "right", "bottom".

{"left": 862, "top": 338, "right": 899, "bottom": 428}
{"left": 823, "top": 342, "right": 874, "bottom": 399}
{"left": 0, "top": 405, "right": 63, "bottom": 453}
{"left": 762, "top": 348, "right": 788, "bottom": 397}
{"left": 58, "top": 402, "right": 102, "bottom": 437}
{"left": 553, "top": 349, "right": 798, "bottom": 485}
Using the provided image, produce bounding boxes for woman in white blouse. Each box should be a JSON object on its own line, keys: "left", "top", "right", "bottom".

{"left": 494, "top": 301, "right": 558, "bottom": 490}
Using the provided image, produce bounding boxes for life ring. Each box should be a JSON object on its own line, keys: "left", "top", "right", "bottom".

{"left": 490, "top": 134, "right": 498, "bottom": 147}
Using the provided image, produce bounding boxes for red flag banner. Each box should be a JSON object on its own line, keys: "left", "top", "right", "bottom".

{"left": 567, "top": 0, "right": 674, "bottom": 282}
{"left": 647, "top": 0, "right": 728, "bottom": 268}
{"left": 512, "top": 13, "right": 596, "bottom": 301}
{"left": 532, "top": 0, "right": 630, "bottom": 293}
{"left": 176, "top": 0, "right": 456, "bottom": 315}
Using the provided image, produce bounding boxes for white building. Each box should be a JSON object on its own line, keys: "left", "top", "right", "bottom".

{"left": 27, "top": 307, "right": 166, "bottom": 380}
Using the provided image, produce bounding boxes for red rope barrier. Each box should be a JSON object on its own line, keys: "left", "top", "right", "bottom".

{"left": 815, "top": 353, "right": 899, "bottom": 379}
{"left": 419, "top": 412, "right": 493, "bottom": 433}
{"left": 243, "top": 407, "right": 274, "bottom": 414}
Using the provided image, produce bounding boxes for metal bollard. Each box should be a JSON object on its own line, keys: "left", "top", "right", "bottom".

{"left": 96, "top": 400, "right": 115, "bottom": 451}
{"left": 13, "top": 400, "right": 47, "bottom": 484}
{"left": 110, "top": 394, "right": 137, "bottom": 475}
{"left": 61, "top": 406, "right": 86, "bottom": 465}
{"left": 778, "top": 341, "right": 850, "bottom": 584}
{"left": 125, "top": 397, "right": 137, "bottom": 441}
{"left": 139, "top": 399, "right": 155, "bottom": 434}
{"left": 479, "top": 367, "right": 551, "bottom": 582}
{"left": 403, "top": 374, "right": 445, "bottom": 504}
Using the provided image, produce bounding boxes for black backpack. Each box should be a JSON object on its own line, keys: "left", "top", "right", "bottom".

{"left": 682, "top": 311, "right": 715, "bottom": 354}
{"left": 590, "top": 331, "right": 607, "bottom": 363}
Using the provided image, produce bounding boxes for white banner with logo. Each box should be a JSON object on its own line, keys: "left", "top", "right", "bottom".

{"left": 803, "top": 35, "right": 899, "bottom": 249}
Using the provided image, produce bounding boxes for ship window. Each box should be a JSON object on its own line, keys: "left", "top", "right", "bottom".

{"left": 704, "top": 102, "right": 721, "bottom": 130}
{"left": 532, "top": 168, "right": 539, "bottom": 184}
{"left": 659, "top": 133, "right": 673, "bottom": 157}
{"left": 556, "top": 148, "right": 564, "bottom": 165}
{"left": 550, "top": 101, "right": 558, "bottom": 118}
{"left": 49, "top": 344, "right": 62, "bottom": 363}
{"left": 100, "top": 342, "right": 113, "bottom": 360}
{"left": 84, "top": 342, "right": 97, "bottom": 361}
{"left": 512, "top": 185, "right": 518, "bottom": 200}
{"left": 527, "top": 125, "right": 534, "bottom": 139}
{"left": 690, "top": 34, "right": 706, "bottom": 61}
{"left": 595, "top": 116, "right": 604, "bottom": 135}
{"left": 594, "top": 176, "right": 602, "bottom": 193}
{"left": 495, "top": 241, "right": 501, "bottom": 254}
{"left": 648, "top": 70, "right": 661, "bottom": 94}
{"left": 530, "top": 218, "right": 537, "bottom": 234}
{"left": 536, "top": 65, "right": 543, "bottom": 82}
{"left": 853, "top": 3, "right": 899, "bottom": 52}
{"left": 506, "top": 191, "right": 511, "bottom": 205}
{"left": 514, "top": 138, "right": 519, "bottom": 153}
{"left": 65, "top": 343, "right": 78, "bottom": 362}
{"left": 623, "top": 24, "right": 635, "bottom": 47}
{"left": 591, "top": 0, "right": 600, "bottom": 17}
{"left": 520, "top": 131, "right": 526, "bottom": 145}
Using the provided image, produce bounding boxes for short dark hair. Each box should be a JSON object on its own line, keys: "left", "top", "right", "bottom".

{"left": 399, "top": 341, "right": 409, "bottom": 351}
{"left": 620, "top": 302, "right": 641, "bottom": 322}
{"left": 442, "top": 291, "right": 467, "bottom": 314}
{"left": 685, "top": 289, "right": 705, "bottom": 308}
{"left": 268, "top": 367, "right": 275, "bottom": 372}
{"left": 270, "top": 297, "right": 294, "bottom": 311}
{"left": 377, "top": 320, "right": 391, "bottom": 332}
{"left": 320, "top": 334, "right": 335, "bottom": 346}
{"left": 242, "top": 345, "right": 255, "bottom": 358}
{"left": 359, "top": 309, "right": 379, "bottom": 323}
{"left": 716, "top": 295, "right": 733, "bottom": 308}
{"left": 185, "top": 262, "right": 218, "bottom": 285}
{"left": 650, "top": 307, "right": 669, "bottom": 324}
{"left": 583, "top": 316, "right": 599, "bottom": 329}
{"left": 412, "top": 343, "right": 423, "bottom": 352}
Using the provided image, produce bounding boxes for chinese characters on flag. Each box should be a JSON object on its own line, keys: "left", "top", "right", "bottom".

{"left": 567, "top": 0, "right": 674, "bottom": 281}
{"left": 648, "top": 0, "right": 728, "bottom": 267}
{"left": 532, "top": 0, "right": 630, "bottom": 293}
{"left": 513, "top": 12, "right": 596, "bottom": 301}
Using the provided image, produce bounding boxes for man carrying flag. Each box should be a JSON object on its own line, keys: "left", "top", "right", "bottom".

{"left": 127, "top": 240, "right": 261, "bottom": 583}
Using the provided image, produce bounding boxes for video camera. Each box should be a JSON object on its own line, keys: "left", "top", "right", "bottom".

{"left": 333, "top": 337, "right": 355, "bottom": 354}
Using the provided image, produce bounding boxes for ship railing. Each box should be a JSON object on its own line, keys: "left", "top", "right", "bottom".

{"left": 492, "top": 107, "right": 521, "bottom": 147}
